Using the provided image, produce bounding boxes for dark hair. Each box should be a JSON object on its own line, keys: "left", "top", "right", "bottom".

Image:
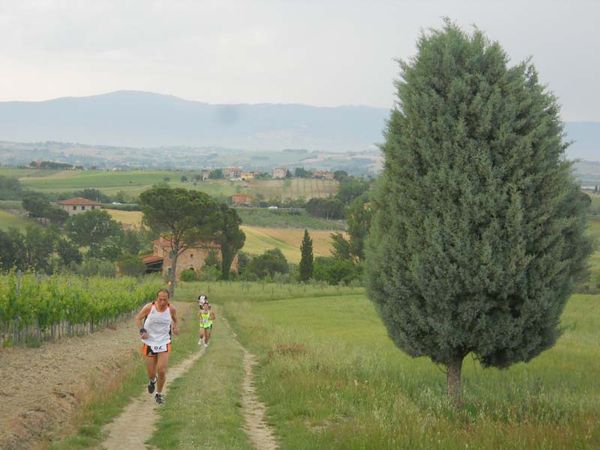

{"left": 157, "top": 288, "right": 170, "bottom": 298}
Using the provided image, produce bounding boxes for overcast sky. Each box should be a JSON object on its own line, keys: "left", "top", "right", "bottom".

{"left": 0, "top": 0, "right": 598, "bottom": 121}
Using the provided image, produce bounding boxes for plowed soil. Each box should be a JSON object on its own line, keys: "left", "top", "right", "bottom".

{"left": 0, "top": 305, "right": 187, "bottom": 450}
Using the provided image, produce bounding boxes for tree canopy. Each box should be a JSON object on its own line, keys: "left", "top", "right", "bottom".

{"left": 139, "top": 186, "right": 218, "bottom": 293}
{"left": 366, "top": 22, "right": 591, "bottom": 405}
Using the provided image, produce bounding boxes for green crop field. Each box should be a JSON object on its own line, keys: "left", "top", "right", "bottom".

{"left": 147, "top": 282, "right": 600, "bottom": 449}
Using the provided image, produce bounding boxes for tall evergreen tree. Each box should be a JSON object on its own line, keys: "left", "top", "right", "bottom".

{"left": 299, "top": 229, "right": 314, "bottom": 281}
{"left": 367, "top": 22, "right": 591, "bottom": 405}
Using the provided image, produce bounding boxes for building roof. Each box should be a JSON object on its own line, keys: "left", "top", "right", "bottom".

{"left": 231, "top": 194, "right": 254, "bottom": 200}
{"left": 56, "top": 197, "right": 101, "bottom": 206}
{"left": 142, "top": 255, "right": 164, "bottom": 264}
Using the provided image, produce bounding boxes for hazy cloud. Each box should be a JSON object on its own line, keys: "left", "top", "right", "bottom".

{"left": 0, "top": 0, "right": 598, "bottom": 120}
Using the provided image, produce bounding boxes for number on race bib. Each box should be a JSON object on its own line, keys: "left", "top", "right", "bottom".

{"left": 152, "top": 343, "right": 168, "bottom": 353}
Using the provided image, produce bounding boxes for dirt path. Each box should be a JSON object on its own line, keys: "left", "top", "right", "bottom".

{"left": 241, "top": 350, "right": 279, "bottom": 450}
{"left": 214, "top": 313, "right": 279, "bottom": 450}
{"left": 101, "top": 347, "right": 205, "bottom": 450}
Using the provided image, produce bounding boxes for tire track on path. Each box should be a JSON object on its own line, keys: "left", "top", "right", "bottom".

{"left": 223, "top": 317, "right": 279, "bottom": 450}
{"left": 101, "top": 347, "right": 205, "bottom": 450}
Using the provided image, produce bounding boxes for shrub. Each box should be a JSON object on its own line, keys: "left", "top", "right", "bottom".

{"left": 180, "top": 269, "right": 198, "bottom": 282}
{"left": 313, "top": 257, "right": 362, "bottom": 285}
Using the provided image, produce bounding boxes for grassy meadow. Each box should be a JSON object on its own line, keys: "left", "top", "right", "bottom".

{"left": 236, "top": 207, "right": 345, "bottom": 230}
{"left": 585, "top": 218, "right": 600, "bottom": 292}
{"left": 164, "top": 282, "right": 600, "bottom": 449}
{"left": 0, "top": 209, "right": 36, "bottom": 230}
{"left": 588, "top": 192, "right": 600, "bottom": 217}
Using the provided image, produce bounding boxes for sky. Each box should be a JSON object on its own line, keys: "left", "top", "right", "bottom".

{"left": 0, "top": 0, "right": 598, "bottom": 121}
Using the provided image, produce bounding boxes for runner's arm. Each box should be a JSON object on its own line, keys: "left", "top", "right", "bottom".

{"left": 135, "top": 303, "right": 152, "bottom": 338}
{"left": 170, "top": 305, "right": 179, "bottom": 335}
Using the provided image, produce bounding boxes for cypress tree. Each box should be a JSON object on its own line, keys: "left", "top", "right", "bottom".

{"left": 299, "top": 229, "right": 314, "bottom": 281}
{"left": 366, "top": 22, "right": 591, "bottom": 406}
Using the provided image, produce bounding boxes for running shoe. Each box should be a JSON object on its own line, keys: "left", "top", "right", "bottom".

{"left": 147, "top": 378, "right": 157, "bottom": 394}
{"left": 155, "top": 393, "right": 165, "bottom": 405}
{"left": 198, "top": 338, "right": 203, "bottom": 345}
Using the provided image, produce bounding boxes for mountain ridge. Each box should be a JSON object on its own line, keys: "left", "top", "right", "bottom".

{"left": 0, "top": 91, "right": 597, "bottom": 160}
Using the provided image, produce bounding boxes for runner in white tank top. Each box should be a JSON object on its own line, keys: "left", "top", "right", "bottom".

{"left": 135, "top": 289, "right": 179, "bottom": 405}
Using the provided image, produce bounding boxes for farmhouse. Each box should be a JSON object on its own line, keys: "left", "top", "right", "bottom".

{"left": 56, "top": 197, "right": 102, "bottom": 216}
{"left": 313, "top": 170, "right": 335, "bottom": 180}
{"left": 223, "top": 167, "right": 242, "bottom": 179}
{"left": 230, "top": 193, "right": 254, "bottom": 206}
{"left": 142, "top": 236, "right": 239, "bottom": 279}
{"left": 272, "top": 167, "right": 288, "bottom": 179}
{"left": 241, "top": 171, "right": 256, "bottom": 181}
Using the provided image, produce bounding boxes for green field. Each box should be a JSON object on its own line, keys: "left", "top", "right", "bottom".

{"left": 586, "top": 218, "right": 600, "bottom": 292}
{"left": 0, "top": 210, "right": 36, "bottom": 230}
{"left": 236, "top": 208, "right": 345, "bottom": 230}
{"left": 141, "top": 282, "right": 600, "bottom": 449}
{"left": 589, "top": 192, "right": 600, "bottom": 217}
{"left": 9, "top": 168, "right": 338, "bottom": 202}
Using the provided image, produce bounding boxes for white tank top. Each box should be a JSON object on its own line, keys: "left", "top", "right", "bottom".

{"left": 142, "top": 303, "right": 172, "bottom": 348}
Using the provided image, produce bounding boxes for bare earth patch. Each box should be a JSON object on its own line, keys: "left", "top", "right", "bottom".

{"left": 0, "top": 302, "right": 190, "bottom": 450}
{"left": 0, "top": 319, "right": 141, "bottom": 449}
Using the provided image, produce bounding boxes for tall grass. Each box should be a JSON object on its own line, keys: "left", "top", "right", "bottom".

{"left": 199, "top": 282, "right": 600, "bottom": 449}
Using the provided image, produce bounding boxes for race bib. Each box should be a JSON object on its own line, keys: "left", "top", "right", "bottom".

{"left": 151, "top": 343, "right": 168, "bottom": 353}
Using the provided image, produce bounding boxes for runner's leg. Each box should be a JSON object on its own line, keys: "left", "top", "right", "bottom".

{"left": 156, "top": 351, "right": 170, "bottom": 393}
{"left": 145, "top": 354, "right": 157, "bottom": 380}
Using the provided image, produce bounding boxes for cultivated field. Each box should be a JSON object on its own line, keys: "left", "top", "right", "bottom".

{"left": 239, "top": 226, "right": 338, "bottom": 263}
{"left": 10, "top": 168, "right": 338, "bottom": 201}
{"left": 105, "top": 210, "right": 339, "bottom": 262}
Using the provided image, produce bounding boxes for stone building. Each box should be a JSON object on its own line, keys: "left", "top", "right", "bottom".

{"left": 142, "top": 236, "right": 239, "bottom": 279}
{"left": 230, "top": 193, "right": 254, "bottom": 206}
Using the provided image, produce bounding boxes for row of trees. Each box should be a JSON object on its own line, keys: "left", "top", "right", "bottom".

{"left": 0, "top": 211, "right": 146, "bottom": 275}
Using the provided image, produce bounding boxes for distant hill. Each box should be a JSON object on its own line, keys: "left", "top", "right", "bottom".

{"left": 0, "top": 91, "right": 388, "bottom": 152}
{"left": 0, "top": 90, "right": 597, "bottom": 160}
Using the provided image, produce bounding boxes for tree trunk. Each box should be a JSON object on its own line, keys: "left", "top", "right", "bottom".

{"left": 169, "top": 249, "right": 179, "bottom": 297}
{"left": 221, "top": 246, "right": 232, "bottom": 281}
{"left": 446, "top": 355, "right": 464, "bottom": 407}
